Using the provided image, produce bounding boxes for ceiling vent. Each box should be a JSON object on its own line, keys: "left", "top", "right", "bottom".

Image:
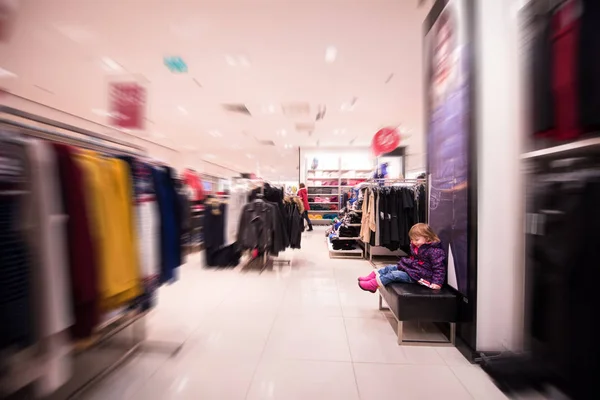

{"left": 257, "top": 139, "right": 276, "bottom": 146}
{"left": 315, "top": 104, "right": 326, "bottom": 121}
{"left": 281, "top": 102, "right": 310, "bottom": 118}
{"left": 221, "top": 103, "right": 252, "bottom": 116}
{"left": 295, "top": 122, "right": 315, "bottom": 136}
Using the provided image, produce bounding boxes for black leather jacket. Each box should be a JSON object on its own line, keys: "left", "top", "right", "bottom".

{"left": 237, "top": 200, "right": 278, "bottom": 252}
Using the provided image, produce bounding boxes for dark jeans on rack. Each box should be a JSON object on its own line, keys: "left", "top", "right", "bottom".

{"left": 429, "top": 187, "right": 468, "bottom": 295}
{"left": 302, "top": 210, "right": 312, "bottom": 230}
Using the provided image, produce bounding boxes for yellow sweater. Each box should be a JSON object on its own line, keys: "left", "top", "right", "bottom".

{"left": 76, "top": 151, "right": 141, "bottom": 311}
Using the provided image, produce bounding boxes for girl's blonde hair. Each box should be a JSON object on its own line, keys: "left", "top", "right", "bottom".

{"left": 409, "top": 223, "right": 440, "bottom": 243}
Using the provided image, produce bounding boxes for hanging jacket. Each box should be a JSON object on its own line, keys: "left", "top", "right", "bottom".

{"left": 398, "top": 242, "right": 446, "bottom": 286}
{"left": 237, "top": 200, "right": 277, "bottom": 252}
{"left": 75, "top": 151, "right": 142, "bottom": 311}
{"left": 52, "top": 144, "right": 99, "bottom": 338}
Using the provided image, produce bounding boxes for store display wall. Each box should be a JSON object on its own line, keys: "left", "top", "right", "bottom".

{"left": 424, "top": 0, "right": 478, "bottom": 356}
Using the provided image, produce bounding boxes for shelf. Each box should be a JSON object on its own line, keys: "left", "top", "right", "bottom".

{"left": 333, "top": 237, "right": 361, "bottom": 240}
{"left": 347, "top": 224, "right": 362, "bottom": 227}
{"left": 307, "top": 169, "right": 340, "bottom": 173}
{"left": 327, "top": 237, "right": 363, "bottom": 258}
{"left": 306, "top": 177, "right": 339, "bottom": 180}
{"left": 521, "top": 137, "right": 600, "bottom": 160}
{"left": 310, "top": 219, "right": 335, "bottom": 224}
{"left": 308, "top": 209, "right": 339, "bottom": 212}
{"left": 308, "top": 202, "right": 338, "bottom": 205}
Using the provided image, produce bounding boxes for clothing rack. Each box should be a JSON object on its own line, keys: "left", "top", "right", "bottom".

{"left": 234, "top": 177, "right": 292, "bottom": 272}
{"left": 358, "top": 178, "right": 427, "bottom": 264}
{"left": 0, "top": 107, "right": 183, "bottom": 399}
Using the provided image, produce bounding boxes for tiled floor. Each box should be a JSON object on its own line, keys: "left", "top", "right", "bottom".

{"left": 82, "top": 227, "right": 508, "bottom": 400}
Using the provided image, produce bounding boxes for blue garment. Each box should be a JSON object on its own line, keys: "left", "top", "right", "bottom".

{"left": 151, "top": 166, "right": 180, "bottom": 284}
{"left": 377, "top": 264, "right": 415, "bottom": 286}
{"left": 428, "top": 48, "right": 469, "bottom": 191}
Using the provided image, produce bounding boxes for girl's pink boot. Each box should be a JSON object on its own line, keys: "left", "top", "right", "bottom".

{"left": 358, "top": 278, "right": 379, "bottom": 293}
{"left": 358, "top": 271, "right": 376, "bottom": 282}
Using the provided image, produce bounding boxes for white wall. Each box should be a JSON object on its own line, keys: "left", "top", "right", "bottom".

{"left": 475, "top": 0, "right": 525, "bottom": 352}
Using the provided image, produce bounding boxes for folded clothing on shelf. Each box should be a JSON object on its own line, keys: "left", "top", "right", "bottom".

{"left": 339, "top": 225, "right": 360, "bottom": 238}
{"left": 330, "top": 238, "right": 356, "bottom": 251}
{"left": 348, "top": 212, "right": 361, "bottom": 224}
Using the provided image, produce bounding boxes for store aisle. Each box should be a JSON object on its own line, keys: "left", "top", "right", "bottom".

{"left": 82, "top": 227, "right": 507, "bottom": 400}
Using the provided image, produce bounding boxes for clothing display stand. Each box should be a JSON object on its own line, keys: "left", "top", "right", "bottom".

{"left": 357, "top": 178, "right": 427, "bottom": 266}
{"left": 0, "top": 106, "right": 184, "bottom": 399}
{"left": 234, "top": 178, "right": 293, "bottom": 273}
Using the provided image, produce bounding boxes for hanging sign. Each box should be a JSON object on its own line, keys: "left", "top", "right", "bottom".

{"left": 108, "top": 81, "right": 147, "bottom": 130}
{"left": 371, "top": 126, "right": 401, "bottom": 156}
{"left": 164, "top": 56, "right": 188, "bottom": 73}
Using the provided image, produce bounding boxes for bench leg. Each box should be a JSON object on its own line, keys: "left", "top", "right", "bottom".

{"left": 397, "top": 321, "right": 404, "bottom": 345}
{"left": 449, "top": 322, "right": 456, "bottom": 345}
{"left": 378, "top": 294, "right": 383, "bottom": 310}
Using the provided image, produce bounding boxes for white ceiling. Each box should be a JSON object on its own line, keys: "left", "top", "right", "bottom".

{"left": 0, "top": 0, "right": 428, "bottom": 180}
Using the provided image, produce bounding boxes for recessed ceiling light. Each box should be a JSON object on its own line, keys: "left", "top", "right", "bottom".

{"left": 284, "top": 144, "right": 294, "bottom": 149}
{"left": 277, "top": 129, "right": 287, "bottom": 136}
{"left": 208, "top": 130, "right": 222, "bottom": 137}
{"left": 0, "top": 67, "right": 17, "bottom": 78}
{"left": 101, "top": 57, "right": 122, "bottom": 71}
{"left": 263, "top": 104, "right": 276, "bottom": 114}
{"left": 333, "top": 129, "right": 346, "bottom": 135}
{"left": 152, "top": 132, "right": 166, "bottom": 138}
{"left": 177, "top": 105, "right": 188, "bottom": 115}
{"left": 183, "top": 145, "right": 197, "bottom": 151}
{"left": 225, "top": 54, "right": 251, "bottom": 67}
{"left": 204, "top": 154, "right": 217, "bottom": 159}
{"left": 239, "top": 56, "right": 251, "bottom": 67}
{"left": 341, "top": 97, "right": 358, "bottom": 112}
{"left": 246, "top": 153, "right": 254, "bottom": 159}
{"left": 325, "top": 46, "right": 337, "bottom": 63}
{"left": 225, "top": 55, "right": 236, "bottom": 66}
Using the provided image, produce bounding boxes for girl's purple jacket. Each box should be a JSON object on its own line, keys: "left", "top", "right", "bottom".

{"left": 398, "top": 242, "right": 447, "bottom": 286}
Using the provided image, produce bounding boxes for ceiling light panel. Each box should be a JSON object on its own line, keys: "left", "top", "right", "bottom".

{"left": 101, "top": 57, "right": 122, "bottom": 72}
{"left": 224, "top": 54, "right": 251, "bottom": 67}
{"left": 208, "top": 130, "right": 222, "bottom": 137}
{"left": 325, "top": 46, "right": 337, "bottom": 63}
{"left": 0, "top": 68, "right": 17, "bottom": 78}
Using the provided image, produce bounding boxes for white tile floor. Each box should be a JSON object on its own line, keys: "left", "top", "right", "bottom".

{"left": 82, "top": 227, "right": 509, "bottom": 400}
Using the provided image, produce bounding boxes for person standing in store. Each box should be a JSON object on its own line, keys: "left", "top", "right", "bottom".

{"left": 297, "top": 183, "right": 313, "bottom": 231}
{"left": 427, "top": 2, "right": 469, "bottom": 295}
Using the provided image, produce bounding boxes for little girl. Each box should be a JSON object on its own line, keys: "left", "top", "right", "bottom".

{"left": 357, "top": 223, "right": 446, "bottom": 292}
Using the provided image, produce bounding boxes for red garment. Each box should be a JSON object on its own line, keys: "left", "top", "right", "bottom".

{"left": 298, "top": 187, "right": 310, "bottom": 211}
{"left": 551, "top": 0, "right": 582, "bottom": 140}
{"left": 182, "top": 169, "right": 205, "bottom": 202}
{"left": 52, "top": 144, "right": 99, "bottom": 339}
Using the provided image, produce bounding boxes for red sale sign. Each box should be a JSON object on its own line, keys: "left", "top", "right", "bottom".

{"left": 108, "top": 82, "right": 146, "bottom": 130}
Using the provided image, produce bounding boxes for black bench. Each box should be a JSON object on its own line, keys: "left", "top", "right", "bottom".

{"left": 378, "top": 282, "right": 459, "bottom": 345}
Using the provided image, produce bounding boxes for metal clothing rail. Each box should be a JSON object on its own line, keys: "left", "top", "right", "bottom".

{"left": 0, "top": 92, "right": 179, "bottom": 153}
{"left": 0, "top": 108, "right": 183, "bottom": 399}
{"left": 0, "top": 105, "right": 146, "bottom": 154}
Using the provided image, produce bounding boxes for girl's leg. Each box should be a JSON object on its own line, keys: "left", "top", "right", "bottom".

{"left": 359, "top": 265, "right": 396, "bottom": 282}
{"left": 376, "top": 264, "right": 398, "bottom": 275}
{"left": 377, "top": 269, "right": 415, "bottom": 286}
